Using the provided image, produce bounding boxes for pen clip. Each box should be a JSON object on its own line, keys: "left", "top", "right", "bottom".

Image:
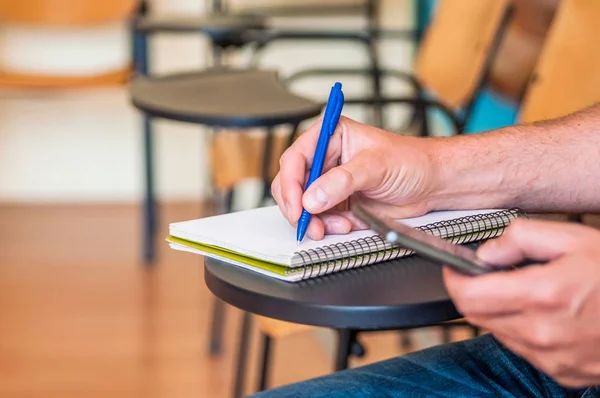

{"left": 327, "top": 84, "right": 344, "bottom": 135}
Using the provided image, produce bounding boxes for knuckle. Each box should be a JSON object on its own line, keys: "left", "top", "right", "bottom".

{"left": 279, "top": 149, "right": 291, "bottom": 168}
{"left": 335, "top": 166, "right": 355, "bottom": 189}
{"left": 450, "top": 293, "right": 473, "bottom": 316}
{"left": 270, "top": 177, "right": 279, "bottom": 198}
{"left": 532, "top": 283, "right": 563, "bottom": 309}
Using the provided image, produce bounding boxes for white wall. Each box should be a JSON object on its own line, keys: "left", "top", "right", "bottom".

{"left": 0, "top": 0, "right": 415, "bottom": 204}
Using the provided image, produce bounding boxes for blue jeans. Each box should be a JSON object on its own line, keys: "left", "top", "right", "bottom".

{"left": 249, "top": 334, "right": 600, "bottom": 397}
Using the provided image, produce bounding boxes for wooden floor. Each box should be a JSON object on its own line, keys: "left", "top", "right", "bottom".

{"left": 0, "top": 202, "right": 470, "bottom": 398}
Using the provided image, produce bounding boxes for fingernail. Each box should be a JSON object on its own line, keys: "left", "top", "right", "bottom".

{"left": 327, "top": 219, "right": 341, "bottom": 230}
{"left": 285, "top": 203, "right": 292, "bottom": 220}
{"left": 305, "top": 188, "right": 328, "bottom": 211}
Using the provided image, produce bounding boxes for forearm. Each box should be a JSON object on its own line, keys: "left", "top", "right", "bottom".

{"left": 426, "top": 104, "right": 600, "bottom": 213}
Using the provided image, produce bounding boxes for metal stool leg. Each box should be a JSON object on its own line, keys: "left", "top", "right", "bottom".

{"left": 441, "top": 325, "right": 452, "bottom": 344}
{"left": 142, "top": 114, "right": 157, "bottom": 265}
{"left": 133, "top": 25, "right": 157, "bottom": 266}
{"left": 233, "top": 312, "right": 252, "bottom": 398}
{"left": 256, "top": 332, "right": 273, "bottom": 392}
{"left": 207, "top": 188, "right": 235, "bottom": 355}
{"left": 209, "top": 298, "right": 226, "bottom": 355}
{"left": 335, "top": 329, "right": 354, "bottom": 371}
{"left": 400, "top": 331, "right": 413, "bottom": 350}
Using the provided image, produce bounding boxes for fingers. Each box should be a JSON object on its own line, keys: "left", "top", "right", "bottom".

{"left": 306, "top": 215, "right": 325, "bottom": 241}
{"left": 302, "top": 151, "right": 378, "bottom": 214}
{"left": 278, "top": 118, "right": 343, "bottom": 225}
{"left": 320, "top": 213, "right": 353, "bottom": 235}
{"left": 476, "top": 219, "right": 583, "bottom": 266}
{"left": 442, "top": 258, "right": 565, "bottom": 317}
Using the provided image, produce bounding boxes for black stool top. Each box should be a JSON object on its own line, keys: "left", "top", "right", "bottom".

{"left": 134, "top": 13, "right": 266, "bottom": 36}
{"left": 130, "top": 69, "right": 323, "bottom": 127}
{"left": 204, "top": 255, "right": 461, "bottom": 331}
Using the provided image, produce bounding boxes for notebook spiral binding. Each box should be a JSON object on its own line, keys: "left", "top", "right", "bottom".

{"left": 296, "top": 208, "right": 527, "bottom": 280}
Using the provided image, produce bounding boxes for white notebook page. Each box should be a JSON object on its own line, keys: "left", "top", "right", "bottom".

{"left": 169, "top": 205, "right": 501, "bottom": 266}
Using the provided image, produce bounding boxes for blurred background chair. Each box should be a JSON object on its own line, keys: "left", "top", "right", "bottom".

{"left": 0, "top": 0, "right": 137, "bottom": 88}
{"left": 349, "top": 0, "right": 514, "bottom": 136}
{"left": 132, "top": 0, "right": 413, "bottom": 267}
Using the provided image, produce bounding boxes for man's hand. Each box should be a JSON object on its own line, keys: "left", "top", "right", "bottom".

{"left": 271, "top": 116, "right": 437, "bottom": 240}
{"left": 443, "top": 218, "right": 600, "bottom": 388}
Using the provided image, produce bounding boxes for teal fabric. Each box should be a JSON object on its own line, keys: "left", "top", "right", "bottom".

{"left": 464, "top": 88, "right": 518, "bottom": 134}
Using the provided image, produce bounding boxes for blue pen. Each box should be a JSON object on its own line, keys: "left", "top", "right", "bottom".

{"left": 296, "top": 82, "right": 344, "bottom": 244}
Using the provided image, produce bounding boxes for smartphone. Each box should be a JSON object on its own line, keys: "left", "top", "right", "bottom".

{"left": 351, "top": 204, "right": 508, "bottom": 276}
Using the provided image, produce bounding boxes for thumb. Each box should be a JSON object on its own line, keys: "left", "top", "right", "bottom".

{"left": 302, "top": 151, "right": 377, "bottom": 214}
{"left": 477, "top": 218, "right": 580, "bottom": 266}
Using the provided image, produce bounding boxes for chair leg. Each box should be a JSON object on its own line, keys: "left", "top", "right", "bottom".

{"left": 366, "top": 43, "right": 383, "bottom": 129}
{"left": 441, "top": 325, "right": 452, "bottom": 344}
{"left": 207, "top": 188, "right": 235, "bottom": 355}
{"left": 208, "top": 298, "right": 226, "bottom": 355}
{"left": 260, "top": 127, "right": 275, "bottom": 206}
{"left": 256, "top": 332, "right": 273, "bottom": 392}
{"left": 399, "top": 331, "right": 412, "bottom": 350}
{"left": 142, "top": 115, "right": 157, "bottom": 265}
{"left": 134, "top": 25, "right": 156, "bottom": 266}
{"left": 335, "top": 329, "right": 355, "bottom": 371}
{"left": 233, "top": 312, "right": 252, "bottom": 398}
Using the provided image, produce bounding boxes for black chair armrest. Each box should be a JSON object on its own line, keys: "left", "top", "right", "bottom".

{"left": 344, "top": 96, "right": 463, "bottom": 134}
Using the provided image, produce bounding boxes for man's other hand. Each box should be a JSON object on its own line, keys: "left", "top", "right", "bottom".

{"left": 444, "top": 219, "right": 600, "bottom": 388}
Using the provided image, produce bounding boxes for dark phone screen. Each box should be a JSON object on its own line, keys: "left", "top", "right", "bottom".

{"left": 352, "top": 204, "right": 495, "bottom": 276}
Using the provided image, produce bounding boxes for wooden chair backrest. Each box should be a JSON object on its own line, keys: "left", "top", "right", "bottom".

{"left": 414, "top": 0, "right": 512, "bottom": 110}
{"left": 0, "top": 0, "right": 138, "bottom": 26}
{"left": 211, "top": 131, "right": 291, "bottom": 191}
{"left": 519, "top": 0, "right": 600, "bottom": 123}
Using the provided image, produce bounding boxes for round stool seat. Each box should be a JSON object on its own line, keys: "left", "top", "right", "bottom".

{"left": 134, "top": 13, "right": 265, "bottom": 42}
{"left": 130, "top": 69, "right": 323, "bottom": 127}
{"left": 204, "top": 254, "right": 461, "bottom": 330}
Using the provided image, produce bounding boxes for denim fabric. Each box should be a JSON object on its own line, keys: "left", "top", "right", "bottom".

{"left": 249, "top": 334, "right": 600, "bottom": 398}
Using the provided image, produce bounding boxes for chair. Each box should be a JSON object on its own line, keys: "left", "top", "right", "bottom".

{"left": 219, "top": 1, "right": 516, "bottom": 396}
{"left": 517, "top": 0, "right": 600, "bottom": 223}
{"left": 208, "top": 130, "right": 371, "bottom": 397}
{"left": 316, "top": 0, "right": 515, "bottom": 136}
{"left": 0, "top": 0, "right": 137, "bottom": 88}
{"left": 133, "top": 0, "right": 391, "bottom": 265}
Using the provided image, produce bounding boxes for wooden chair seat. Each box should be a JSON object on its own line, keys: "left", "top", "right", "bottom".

{"left": 0, "top": 0, "right": 138, "bottom": 26}
{"left": 0, "top": 69, "right": 131, "bottom": 89}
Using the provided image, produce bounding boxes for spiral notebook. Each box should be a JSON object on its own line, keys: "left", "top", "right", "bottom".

{"left": 167, "top": 205, "right": 526, "bottom": 282}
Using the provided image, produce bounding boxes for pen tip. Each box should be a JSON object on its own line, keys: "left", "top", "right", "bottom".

{"left": 296, "top": 240, "right": 301, "bottom": 246}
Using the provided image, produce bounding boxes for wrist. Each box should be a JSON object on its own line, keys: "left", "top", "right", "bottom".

{"left": 423, "top": 132, "right": 514, "bottom": 211}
